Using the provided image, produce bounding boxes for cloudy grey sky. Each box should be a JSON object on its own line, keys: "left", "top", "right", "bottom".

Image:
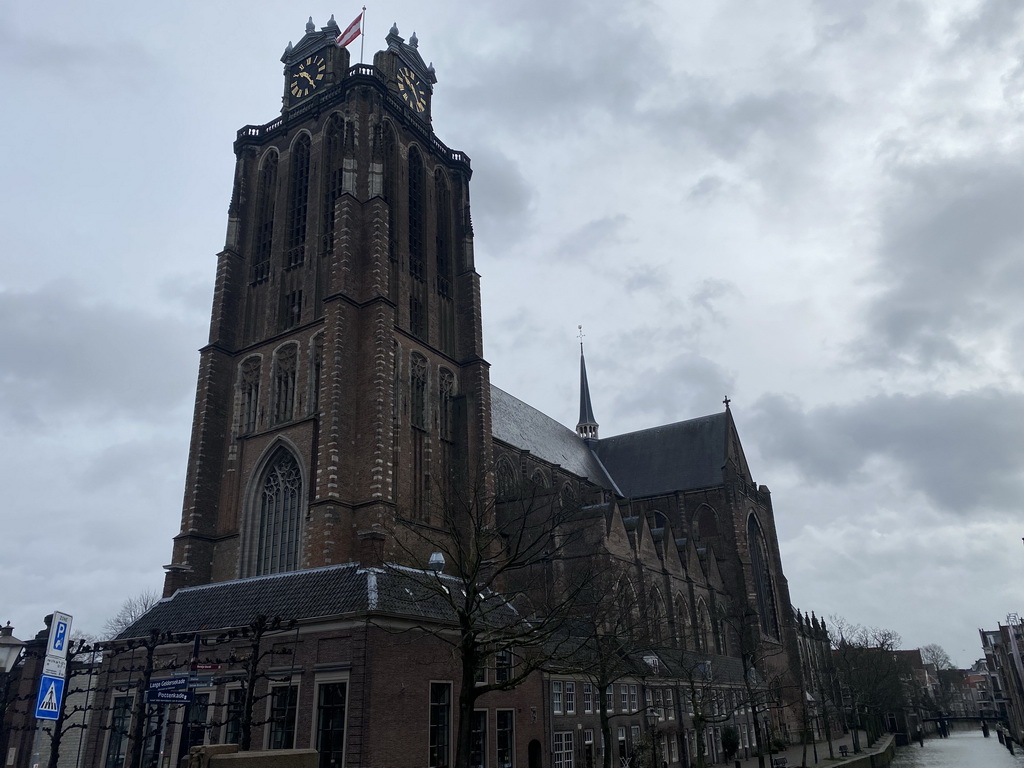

{"left": 3, "top": 1, "right": 1023, "bottom": 665}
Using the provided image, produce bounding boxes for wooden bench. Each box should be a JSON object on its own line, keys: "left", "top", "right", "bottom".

{"left": 771, "top": 759, "right": 788, "bottom": 768}
{"left": 838, "top": 745, "right": 850, "bottom": 757}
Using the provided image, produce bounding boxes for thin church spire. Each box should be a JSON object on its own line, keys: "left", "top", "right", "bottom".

{"left": 576, "top": 325, "right": 598, "bottom": 441}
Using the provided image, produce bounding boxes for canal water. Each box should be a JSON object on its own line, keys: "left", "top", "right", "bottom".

{"left": 891, "top": 728, "right": 1024, "bottom": 767}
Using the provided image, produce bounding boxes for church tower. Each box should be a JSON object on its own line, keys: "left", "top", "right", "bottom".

{"left": 164, "top": 19, "right": 491, "bottom": 594}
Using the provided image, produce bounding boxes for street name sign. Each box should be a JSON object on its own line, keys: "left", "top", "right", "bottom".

{"left": 148, "top": 676, "right": 190, "bottom": 692}
{"left": 149, "top": 689, "right": 193, "bottom": 704}
{"left": 35, "top": 674, "right": 65, "bottom": 720}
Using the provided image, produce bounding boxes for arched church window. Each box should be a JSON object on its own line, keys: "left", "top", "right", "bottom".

{"left": 240, "top": 356, "right": 261, "bottom": 434}
{"left": 321, "top": 115, "right": 346, "bottom": 241}
{"left": 696, "top": 599, "right": 712, "bottom": 653}
{"left": 408, "top": 147, "right": 425, "bottom": 281}
{"left": 273, "top": 344, "right": 298, "bottom": 424}
{"left": 254, "top": 448, "right": 302, "bottom": 575}
{"left": 560, "top": 483, "right": 577, "bottom": 509}
{"left": 286, "top": 134, "right": 311, "bottom": 268}
{"left": 649, "top": 589, "right": 666, "bottom": 646}
{"left": 674, "top": 593, "right": 689, "bottom": 649}
{"left": 747, "top": 514, "right": 781, "bottom": 638}
{"left": 495, "top": 458, "right": 517, "bottom": 501}
{"left": 530, "top": 469, "right": 550, "bottom": 489}
{"left": 410, "top": 353, "right": 427, "bottom": 430}
{"left": 252, "top": 152, "right": 278, "bottom": 284}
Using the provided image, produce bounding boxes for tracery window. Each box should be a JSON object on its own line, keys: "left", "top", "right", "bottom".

{"left": 408, "top": 147, "right": 425, "bottom": 281}
{"left": 252, "top": 152, "right": 278, "bottom": 284}
{"left": 748, "top": 514, "right": 781, "bottom": 637}
{"left": 286, "top": 134, "right": 311, "bottom": 268}
{"left": 560, "top": 483, "right": 577, "bottom": 509}
{"left": 240, "top": 356, "right": 261, "bottom": 434}
{"left": 496, "top": 458, "right": 517, "bottom": 501}
{"left": 254, "top": 449, "right": 302, "bottom": 575}
{"left": 273, "top": 345, "right": 298, "bottom": 424}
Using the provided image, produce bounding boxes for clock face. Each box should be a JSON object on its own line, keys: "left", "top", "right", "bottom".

{"left": 396, "top": 66, "right": 427, "bottom": 113}
{"left": 289, "top": 54, "right": 327, "bottom": 99}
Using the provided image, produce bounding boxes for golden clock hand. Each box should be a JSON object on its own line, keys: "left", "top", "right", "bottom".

{"left": 301, "top": 71, "right": 315, "bottom": 86}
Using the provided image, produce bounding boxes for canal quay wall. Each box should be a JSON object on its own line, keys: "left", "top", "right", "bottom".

{"left": 734, "top": 733, "right": 896, "bottom": 768}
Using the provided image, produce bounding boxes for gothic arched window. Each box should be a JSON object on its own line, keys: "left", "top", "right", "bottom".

{"left": 748, "top": 514, "right": 781, "bottom": 638}
{"left": 254, "top": 449, "right": 302, "bottom": 576}
{"left": 286, "top": 134, "right": 311, "bottom": 267}
{"left": 322, "top": 115, "right": 346, "bottom": 240}
{"left": 273, "top": 344, "right": 298, "bottom": 424}
{"left": 435, "top": 171, "right": 452, "bottom": 297}
{"left": 674, "top": 593, "right": 689, "bottom": 649}
{"left": 496, "top": 458, "right": 517, "bottom": 501}
{"left": 408, "top": 147, "right": 425, "bottom": 281}
{"left": 240, "top": 356, "right": 261, "bottom": 434}
{"left": 252, "top": 152, "right": 278, "bottom": 284}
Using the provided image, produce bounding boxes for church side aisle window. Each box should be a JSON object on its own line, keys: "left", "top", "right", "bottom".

{"left": 255, "top": 449, "right": 302, "bottom": 575}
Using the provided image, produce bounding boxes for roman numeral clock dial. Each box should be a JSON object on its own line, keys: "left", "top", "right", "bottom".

{"left": 396, "top": 66, "right": 427, "bottom": 113}
{"left": 289, "top": 54, "right": 326, "bottom": 99}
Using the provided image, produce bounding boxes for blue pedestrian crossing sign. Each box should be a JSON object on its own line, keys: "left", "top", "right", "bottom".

{"left": 35, "top": 674, "right": 65, "bottom": 721}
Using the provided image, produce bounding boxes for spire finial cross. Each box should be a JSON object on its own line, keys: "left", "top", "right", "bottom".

{"left": 723, "top": 395, "right": 731, "bottom": 410}
{"left": 577, "top": 324, "right": 585, "bottom": 352}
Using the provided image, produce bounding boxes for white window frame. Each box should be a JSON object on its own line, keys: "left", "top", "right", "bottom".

{"left": 312, "top": 673, "right": 350, "bottom": 768}
{"left": 552, "top": 680, "right": 563, "bottom": 715}
{"left": 583, "top": 682, "right": 592, "bottom": 714}
{"left": 553, "top": 731, "right": 574, "bottom": 768}
{"left": 565, "top": 681, "right": 575, "bottom": 715}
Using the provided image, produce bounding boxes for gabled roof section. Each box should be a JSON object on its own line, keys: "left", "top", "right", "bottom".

{"left": 596, "top": 413, "right": 728, "bottom": 497}
{"left": 491, "top": 385, "right": 617, "bottom": 490}
{"left": 118, "top": 563, "right": 516, "bottom": 639}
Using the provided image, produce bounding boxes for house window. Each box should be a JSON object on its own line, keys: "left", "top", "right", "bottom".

{"left": 429, "top": 682, "right": 451, "bottom": 768}
{"left": 630, "top": 726, "right": 640, "bottom": 753}
{"left": 496, "top": 710, "right": 514, "bottom": 768}
{"left": 629, "top": 685, "right": 638, "bottom": 713}
{"left": 316, "top": 682, "right": 347, "bottom": 768}
{"left": 553, "top": 732, "right": 574, "bottom": 768}
{"left": 583, "top": 683, "right": 593, "bottom": 713}
{"left": 273, "top": 344, "right": 298, "bottom": 423}
{"left": 552, "top": 680, "right": 563, "bottom": 715}
{"left": 104, "top": 696, "right": 133, "bottom": 768}
{"left": 620, "top": 685, "right": 628, "bottom": 712}
{"left": 564, "top": 682, "right": 576, "bottom": 714}
{"left": 606, "top": 685, "right": 614, "bottom": 712}
{"left": 654, "top": 688, "right": 664, "bottom": 719}
{"left": 471, "top": 711, "right": 487, "bottom": 768}
{"left": 665, "top": 689, "right": 674, "bottom": 720}
{"left": 254, "top": 449, "right": 302, "bottom": 576}
{"left": 495, "top": 648, "right": 512, "bottom": 684}
{"left": 240, "top": 357, "right": 261, "bottom": 434}
{"left": 224, "top": 688, "right": 244, "bottom": 745}
{"left": 617, "top": 727, "right": 627, "bottom": 762}
{"left": 181, "top": 693, "right": 210, "bottom": 754}
{"left": 268, "top": 685, "right": 298, "bottom": 749}
{"left": 668, "top": 735, "right": 678, "bottom": 763}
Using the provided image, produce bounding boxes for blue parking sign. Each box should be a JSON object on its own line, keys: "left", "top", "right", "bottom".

{"left": 35, "top": 674, "right": 65, "bottom": 721}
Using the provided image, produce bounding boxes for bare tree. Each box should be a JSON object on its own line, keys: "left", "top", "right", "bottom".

{"left": 920, "top": 644, "right": 954, "bottom": 671}
{"left": 102, "top": 591, "right": 160, "bottom": 640}
{"left": 390, "top": 467, "right": 596, "bottom": 768}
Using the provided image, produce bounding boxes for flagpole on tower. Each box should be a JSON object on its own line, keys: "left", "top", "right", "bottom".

{"left": 360, "top": 6, "right": 366, "bottom": 64}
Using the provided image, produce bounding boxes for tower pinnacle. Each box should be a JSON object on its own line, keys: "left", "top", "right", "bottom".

{"left": 576, "top": 326, "right": 598, "bottom": 441}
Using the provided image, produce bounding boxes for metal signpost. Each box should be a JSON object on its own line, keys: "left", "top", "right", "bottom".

{"left": 34, "top": 611, "right": 73, "bottom": 721}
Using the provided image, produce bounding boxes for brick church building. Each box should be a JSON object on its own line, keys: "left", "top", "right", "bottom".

{"left": 77, "top": 18, "right": 809, "bottom": 768}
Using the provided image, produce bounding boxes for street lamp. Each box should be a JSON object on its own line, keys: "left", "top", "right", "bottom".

{"left": 645, "top": 707, "right": 661, "bottom": 768}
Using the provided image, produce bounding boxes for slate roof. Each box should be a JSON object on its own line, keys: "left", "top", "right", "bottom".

{"left": 596, "top": 413, "right": 728, "bottom": 498}
{"left": 119, "top": 563, "right": 519, "bottom": 639}
{"left": 490, "top": 385, "right": 617, "bottom": 489}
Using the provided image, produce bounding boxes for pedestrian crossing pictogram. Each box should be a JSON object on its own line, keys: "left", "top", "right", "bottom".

{"left": 39, "top": 682, "right": 58, "bottom": 712}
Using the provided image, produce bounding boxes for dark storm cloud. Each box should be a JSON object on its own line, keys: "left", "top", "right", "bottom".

{"left": 0, "top": 283, "right": 198, "bottom": 426}
{"left": 854, "top": 159, "right": 1024, "bottom": 370}
{"left": 749, "top": 388, "right": 1024, "bottom": 514}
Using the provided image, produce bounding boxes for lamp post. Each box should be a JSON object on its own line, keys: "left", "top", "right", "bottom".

{"left": 645, "top": 707, "right": 661, "bottom": 768}
{"left": 0, "top": 623, "right": 26, "bottom": 768}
